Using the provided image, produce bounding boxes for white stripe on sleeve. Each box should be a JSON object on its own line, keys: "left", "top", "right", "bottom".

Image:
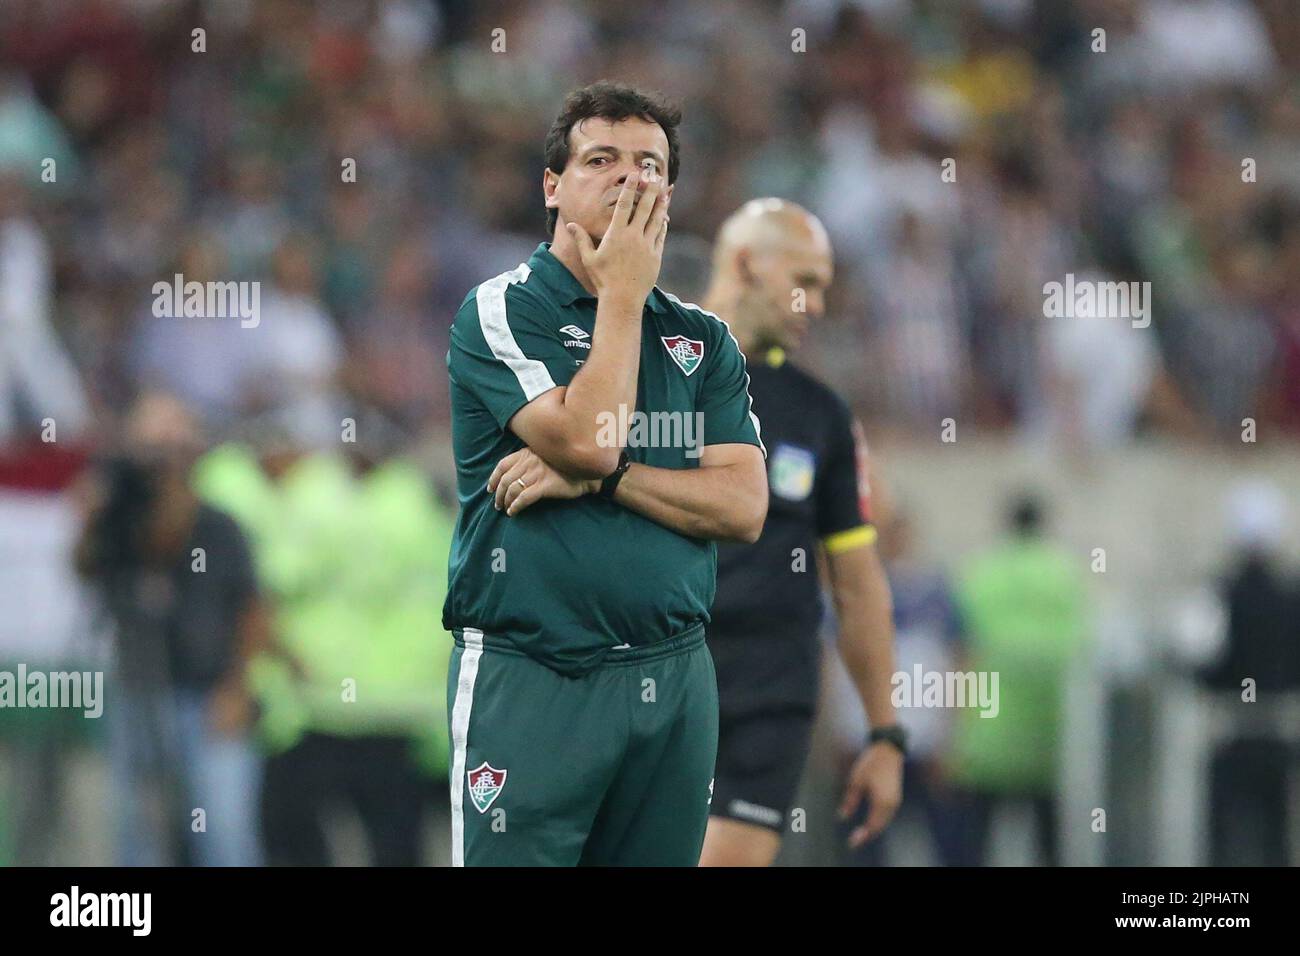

{"left": 476, "top": 263, "right": 557, "bottom": 401}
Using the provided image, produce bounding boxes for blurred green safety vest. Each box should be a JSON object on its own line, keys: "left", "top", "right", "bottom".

{"left": 948, "top": 539, "right": 1087, "bottom": 794}
{"left": 193, "top": 444, "right": 454, "bottom": 774}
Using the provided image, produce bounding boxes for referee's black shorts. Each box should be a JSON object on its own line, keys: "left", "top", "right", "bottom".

{"left": 710, "top": 705, "right": 815, "bottom": 832}
{"left": 707, "top": 624, "right": 821, "bottom": 833}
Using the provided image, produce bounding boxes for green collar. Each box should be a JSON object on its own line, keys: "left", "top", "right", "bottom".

{"left": 527, "top": 242, "right": 669, "bottom": 313}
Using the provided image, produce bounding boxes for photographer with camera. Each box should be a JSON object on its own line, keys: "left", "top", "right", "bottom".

{"left": 74, "top": 392, "right": 269, "bottom": 866}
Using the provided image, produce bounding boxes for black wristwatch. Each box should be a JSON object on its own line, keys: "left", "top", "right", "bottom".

{"left": 868, "top": 724, "right": 908, "bottom": 758}
{"left": 598, "top": 450, "right": 632, "bottom": 498}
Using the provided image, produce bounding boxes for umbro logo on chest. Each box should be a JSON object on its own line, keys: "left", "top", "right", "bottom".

{"left": 559, "top": 324, "right": 591, "bottom": 349}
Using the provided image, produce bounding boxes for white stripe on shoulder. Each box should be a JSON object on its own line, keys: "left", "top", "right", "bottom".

{"left": 660, "top": 292, "right": 766, "bottom": 458}
{"left": 476, "top": 262, "right": 557, "bottom": 402}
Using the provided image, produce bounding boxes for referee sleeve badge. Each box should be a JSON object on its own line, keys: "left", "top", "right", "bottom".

{"left": 770, "top": 442, "right": 816, "bottom": 501}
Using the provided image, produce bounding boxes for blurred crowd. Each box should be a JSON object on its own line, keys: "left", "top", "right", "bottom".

{"left": 2, "top": 0, "right": 1299, "bottom": 450}
{"left": 1, "top": 0, "right": 1298, "bottom": 865}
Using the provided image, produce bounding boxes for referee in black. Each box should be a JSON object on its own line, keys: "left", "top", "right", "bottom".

{"left": 694, "top": 199, "right": 904, "bottom": 866}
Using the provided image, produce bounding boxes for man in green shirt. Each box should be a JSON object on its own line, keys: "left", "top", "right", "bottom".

{"left": 444, "top": 82, "right": 768, "bottom": 866}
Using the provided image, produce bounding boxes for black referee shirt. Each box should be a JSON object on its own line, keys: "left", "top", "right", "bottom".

{"left": 708, "top": 347, "right": 875, "bottom": 715}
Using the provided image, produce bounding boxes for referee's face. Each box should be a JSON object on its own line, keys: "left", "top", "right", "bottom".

{"left": 750, "top": 236, "right": 834, "bottom": 351}
{"left": 544, "top": 116, "right": 672, "bottom": 243}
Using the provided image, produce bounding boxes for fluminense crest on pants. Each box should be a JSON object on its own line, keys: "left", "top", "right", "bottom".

{"left": 467, "top": 762, "right": 507, "bottom": 813}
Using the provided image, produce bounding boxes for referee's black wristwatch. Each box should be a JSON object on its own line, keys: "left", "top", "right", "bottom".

{"left": 598, "top": 450, "right": 632, "bottom": 498}
{"left": 868, "top": 724, "right": 909, "bottom": 758}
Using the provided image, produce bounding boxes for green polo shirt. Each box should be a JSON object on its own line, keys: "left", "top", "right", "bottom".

{"left": 444, "top": 241, "right": 764, "bottom": 675}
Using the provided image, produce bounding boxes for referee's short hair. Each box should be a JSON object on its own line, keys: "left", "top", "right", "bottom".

{"left": 543, "top": 81, "right": 682, "bottom": 235}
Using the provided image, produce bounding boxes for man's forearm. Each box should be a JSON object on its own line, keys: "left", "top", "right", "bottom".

{"left": 608, "top": 460, "right": 766, "bottom": 543}
{"left": 830, "top": 546, "right": 898, "bottom": 728}
{"left": 513, "top": 294, "right": 643, "bottom": 479}
{"left": 562, "top": 295, "right": 642, "bottom": 447}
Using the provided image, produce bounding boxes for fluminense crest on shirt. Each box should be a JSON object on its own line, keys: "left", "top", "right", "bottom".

{"left": 467, "top": 762, "right": 507, "bottom": 813}
{"left": 661, "top": 335, "right": 704, "bottom": 376}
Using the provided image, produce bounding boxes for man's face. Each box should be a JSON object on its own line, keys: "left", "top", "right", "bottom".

{"left": 745, "top": 232, "right": 834, "bottom": 352}
{"left": 544, "top": 116, "right": 672, "bottom": 240}
{"left": 121, "top": 393, "right": 203, "bottom": 490}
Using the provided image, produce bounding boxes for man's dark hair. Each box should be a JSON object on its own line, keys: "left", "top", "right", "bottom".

{"left": 543, "top": 81, "right": 682, "bottom": 235}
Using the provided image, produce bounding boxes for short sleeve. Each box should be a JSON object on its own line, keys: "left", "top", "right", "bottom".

{"left": 447, "top": 276, "right": 575, "bottom": 430}
{"left": 817, "top": 404, "right": 875, "bottom": 552}
{"left": 698, "top": 321, "right": 765, "bottom": 454}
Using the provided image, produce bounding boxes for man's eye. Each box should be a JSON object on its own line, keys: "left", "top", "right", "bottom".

{"left": 590, "top": 157, "right": 608, "bottom": 166}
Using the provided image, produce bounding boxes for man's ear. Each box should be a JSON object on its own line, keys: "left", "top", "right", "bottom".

{"left": 737, "top": 248, "right": 759, "bottom": 287}
{"left": 542, "top": 168, "right": 560, "bottom": 209}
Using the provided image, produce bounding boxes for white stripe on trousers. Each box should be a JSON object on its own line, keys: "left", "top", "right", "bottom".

{"left": 449, "top": 628, "right": 485, "bottom": 867}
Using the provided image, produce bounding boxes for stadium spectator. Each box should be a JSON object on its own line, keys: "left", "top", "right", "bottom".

{"left": 866, "top": 210, "right": 969, "bottom": 428}
{"left": 1035, "top": 268, "right": 1204, "bottom": 454}
{"left": 0, "top": 174, "right": 89, "bottom": 441}
{"left": 243, "top": 234, "right": 345, "bottom": 430}
{"left": 129, "top": 231, "right": 258, "bottom": 427}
